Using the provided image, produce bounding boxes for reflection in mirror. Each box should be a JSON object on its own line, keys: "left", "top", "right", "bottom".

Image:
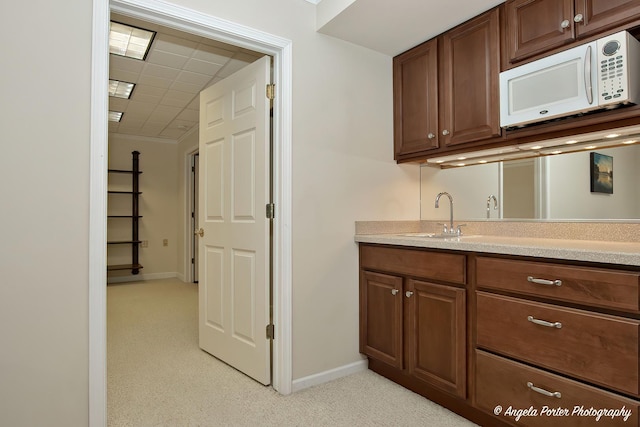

{"left": 421, "top": 144, "right": 640, "bottom": 221}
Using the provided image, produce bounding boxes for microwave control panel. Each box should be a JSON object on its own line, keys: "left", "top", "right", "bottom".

{"left": 597, "top": 31, "right": 640, "bottom": 106}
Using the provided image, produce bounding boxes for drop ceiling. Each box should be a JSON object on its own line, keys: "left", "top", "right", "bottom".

{"left": 108, "top": 13, "right": 263, "bottom": 143}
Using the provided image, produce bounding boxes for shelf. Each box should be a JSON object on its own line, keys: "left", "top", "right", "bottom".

{"left": 108, "top": 191, "right": 142, "bottom": 194}
{"left": 107, "top": 263, "right": 143, "bottom": 272}
{"left": 108, "top": 169, "right": 143, "bottom": 174}
{"left": 107, "top": 151, "right": 142, "bottom": 275}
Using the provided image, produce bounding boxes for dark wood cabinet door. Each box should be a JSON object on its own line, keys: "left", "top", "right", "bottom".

{"left": 575, "top": 0, "right": 640, "bottom": 38}
{"left": 406, "top": 279, "right": 466, "bottom": 398}
{"left": 440, "top": 8, "right": 501, "bottom": 147}
{"left": 360, "top": 271, "right": 404, "bottom": 369}
{"left": 393, "top": 38, "right": 439, "bottom": 157}
{"left": 506, "top": 0, "right": 575, "bottom": 63}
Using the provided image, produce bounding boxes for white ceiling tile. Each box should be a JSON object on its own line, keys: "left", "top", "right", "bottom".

{"left": 152, "top": 33, "right": 198, "bottom": 56}
{"left": 120, "top": 101, "right": 153, "bottom": 120}
{"left": 176, "top": 109, "right": 199, "bottom": 122}
{"left": 217, "top": 57, "right": 253, "bottom": 79}
{"left": 175, "top": 70, "right": 212, "bottom": 86}
{"left": 183, "top": 58, "right": 223, "bottom": 75}
{"left": 142, "top": 63, "right": 181, "bottom": 80}
{"left": 133, "top": 85, "right": 167, "bottom": 97}
{"left": 170, "top": 80, "right": 206, "bottom": 94}
{"left": 160, "top": 128, "right": 188, "bottom": 139}
{"left": 109, "top": 70, "right": 141, "bottom": 84}
{"left": 146, "top": 49, "right": 189, "bottom": 69}
{"left": 193, "top": 43, "right": 235, "bottom": 66}
{"left": 186, "top": 97, "right": 200, "bottom": 111}
{"left": 109, "top": 97, "right": 129, "bottom": 111}
{"left": 109, "top": 55, "right": 145, "bottom": 74}
{"left": 160, "top": 90, "right": 195, "bottom": 108}
{"left": 137, "top": 74, "right": 173, "bottom": 89}
{"left": 149, "top": 105, "right": 182, "bottom": 121}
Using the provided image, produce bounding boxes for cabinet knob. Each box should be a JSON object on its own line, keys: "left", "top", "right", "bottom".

{"left": 427, "top": 133, "right": 436, "bottom": 139}
{"left": 405, "top": 291, "right": 414, "bottom": 298}
{"left": 441, "top": 129, "right": 450, "bottom": 136}
{"left": 391, "top": 289, "right": 399, "bottom": 296}
{"left": 573, "top": 14, "right": 583, "bottom": 23}
{"left": 560, "top": 19, "right": 570, "bottom": 29}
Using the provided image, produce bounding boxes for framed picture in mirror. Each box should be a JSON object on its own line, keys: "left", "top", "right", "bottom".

{"left": 590, "top": 152, "right": 613, "bottom": 194}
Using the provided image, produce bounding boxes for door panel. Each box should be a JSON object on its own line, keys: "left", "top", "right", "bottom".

{"left": 199, "top": 55, "right": 271, "bottom": 385}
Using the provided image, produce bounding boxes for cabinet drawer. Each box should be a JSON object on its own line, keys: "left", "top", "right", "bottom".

{"left": 476, "top": 256, "right": 640, "bottom": 312}
{"left": 476, "top": 350, "right": 639, "bottom": 427}
{"left": 360, "top": 245, "right": 465, "bottom": 284}
{"left": 476, "top": 292, "right": 640, "bottom": 396}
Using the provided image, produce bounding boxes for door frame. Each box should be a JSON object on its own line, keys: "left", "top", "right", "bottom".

{"left": 89, "top": 0, "right": 293, "bottom": 424}
{"left": 185, "top": 147, "right": 199, "bottom": 283}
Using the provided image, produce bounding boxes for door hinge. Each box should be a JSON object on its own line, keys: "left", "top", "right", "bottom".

{"left": 266, "top": 203, "right": 275, "bottom": 219}
{"left": 266, "top": 83, "right": 275, "bottom": 100}
{"left": 266, "top": 324, "right": 275, "bottom": 340}
{"left": 191, "top": 258, "right": 195, "bottom": 264}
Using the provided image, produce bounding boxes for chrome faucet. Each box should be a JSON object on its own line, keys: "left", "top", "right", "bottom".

{"left": 435, "top": 192, "right": 454, "bottom": 234}
{"left": 486, "top": 195, "right": 498, "bottom": 219}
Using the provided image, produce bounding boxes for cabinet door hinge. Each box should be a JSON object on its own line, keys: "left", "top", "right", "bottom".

{"left": 266, "top": 324, "right": 275, "bottom": 340}
{"left": 266, "top": 203, "right": 275, "bottom": 219}
{"left": 266, "top": 83, "right": 275, "bottom": 100}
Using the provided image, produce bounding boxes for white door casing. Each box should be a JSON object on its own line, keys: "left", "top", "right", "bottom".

{"left": 198, "top": 55, "right": 271, "bottom": 385}
{"left": 91, "top": 2, "right": 293, "bottom": 423}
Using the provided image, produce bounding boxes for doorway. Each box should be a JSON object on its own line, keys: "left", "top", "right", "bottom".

{"left": 89, "top": 1, "right": 293, "bottom": 425}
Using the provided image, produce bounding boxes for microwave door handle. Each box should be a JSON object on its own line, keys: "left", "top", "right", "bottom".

{"left": 584, "top": 45, "right": 593, "bottom": 104}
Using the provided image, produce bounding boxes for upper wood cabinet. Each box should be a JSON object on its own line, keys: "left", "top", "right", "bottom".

{"left": 506, "top": 0, "right": 640, "bottom": 64}
{"left": 393, "top": 7, "right": 502, "bottom": 159}
{"left": 440, "top": 8, "right": 502, "bottom": 148}
{"left": 393, "top": 39, "right": 439, "bottom": 157}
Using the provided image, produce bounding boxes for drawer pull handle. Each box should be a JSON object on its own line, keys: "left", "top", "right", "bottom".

{"left": 527, "top": 276, "right": 562, "bottom": 287}
{"left": 527, "top": 315, "right": 562, "bottom": 329}
{"left": 527, "top": 382, "right": 562, "bottom": 398}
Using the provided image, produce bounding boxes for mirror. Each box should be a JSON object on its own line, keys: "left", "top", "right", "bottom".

{"left": 420, "top": 144, "right": 640, "bottom": 221}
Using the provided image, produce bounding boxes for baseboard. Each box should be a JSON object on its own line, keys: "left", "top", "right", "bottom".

{"left": 291, "top": 359, "right": 368, "bottom": 393}
{"left": 107, "top": 271, "right": 178, "bottom": 284}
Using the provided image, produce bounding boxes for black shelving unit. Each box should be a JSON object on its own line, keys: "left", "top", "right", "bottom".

{"left": 107, "top": 151, "right": 143, "bottom": 275}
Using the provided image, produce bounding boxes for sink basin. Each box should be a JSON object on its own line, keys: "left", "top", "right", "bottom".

{"left": 398, "top": 233, "right": 474, "bottom": 240}
{"left": 399, "top": 233, "right": 466, "bottom": 239}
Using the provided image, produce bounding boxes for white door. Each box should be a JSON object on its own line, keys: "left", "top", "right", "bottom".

{"left": 198, "top": 55, "right": 271, "bottom": 385}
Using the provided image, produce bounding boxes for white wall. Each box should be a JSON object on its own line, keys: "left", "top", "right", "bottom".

{"left": 108, "top": 135, "right": 179, "bottom": 281}
{"left": 1, "top": 1, "right": 420, "bottom": 424}
{"left": 0, "top": 1, "right": 91, "bottom": 425}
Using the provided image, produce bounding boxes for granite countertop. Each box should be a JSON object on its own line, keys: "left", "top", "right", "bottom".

{"left": 354, "top": 232, "right": 640, "bottom": 267}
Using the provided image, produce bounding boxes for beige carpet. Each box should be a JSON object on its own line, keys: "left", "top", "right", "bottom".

{"left": 107, "top": 278, "right": 477, "bottom": 426}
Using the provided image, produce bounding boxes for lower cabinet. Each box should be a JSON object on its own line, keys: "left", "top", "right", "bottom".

{"left": 475, "top": 255, "right": 640, "bottom": 427}
{"left": 358, "top": 244, "right": 640, "bottom": 426}
{"left": 359, "top": 245, "right": 467, "bottom": 399}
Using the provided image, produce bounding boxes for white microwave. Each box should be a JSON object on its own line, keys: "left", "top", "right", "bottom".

{"left": 500, "top": 31, "right": 640, "bottom": 128}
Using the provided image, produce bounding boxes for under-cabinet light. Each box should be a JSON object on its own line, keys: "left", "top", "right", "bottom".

{"left": 109, "top": 21, "right": 155, "bottom": 60}
{"left": 109, "top": 79, "right": 135, "bottom": 99}
{"left": 605, "top": 133, "right": 621, "bottom": 139}
{"left": 109, "top": 111, "right": 123, "bottom": 122}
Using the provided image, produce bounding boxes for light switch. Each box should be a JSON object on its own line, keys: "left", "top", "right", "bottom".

{"left": 163, "top": 239, "right": 168, "bottom": 247}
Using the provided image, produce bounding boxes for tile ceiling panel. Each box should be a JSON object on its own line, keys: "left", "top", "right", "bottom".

{"left": 109, "top": 12, "right": 263, "bottom": 143}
